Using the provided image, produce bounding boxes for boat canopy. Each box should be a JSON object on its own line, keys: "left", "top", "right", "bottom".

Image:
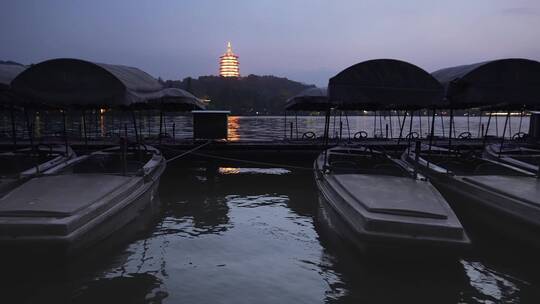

{"left": 432, "top": 58, "right": 540, "bottom": 110}
{"left": 11, "top": 58, "right": 164, "bottom": 108}
{"left": 142, "top": 88, "right": 206, "bottom": 111}
{"left": 0, "top": 63, "right": 26, "bottom": 107}
{"left": 328, "top": 59, "right": 444, "bottom": 110}
{"left": 285, "top": 87, "right": 332, "bottom": 111}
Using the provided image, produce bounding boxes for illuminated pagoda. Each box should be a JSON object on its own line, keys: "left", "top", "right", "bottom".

{"left": 219, "top": 42, "right": 240, "bottom": 77}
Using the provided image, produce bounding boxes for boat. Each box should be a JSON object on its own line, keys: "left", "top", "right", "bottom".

{"left": 402, "top": 145, "right": 540, "bottom": 246}
{"left": 314, "top": 146, "right": 470, "bottom": 255}
{"left": 0, "top": 144, "right": 75, "bottom": 196}
{"left": 484, "top": 143, "right": 540, "bottom": 174}
{"left": 0, "top": 144, "right": 166, "bottom": 256}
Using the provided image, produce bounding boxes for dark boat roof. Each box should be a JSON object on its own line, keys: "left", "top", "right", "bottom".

{"left": 328, "top": 59, "right": 444, "bottom": 110}
{"left": 432, "top": 58, "right": 540, "bottom": 110}
{"left": 285, "top": 87, "right": 332, "bottom": 111}
{"left": 143, "top": 87, "right": 206, "bottom": 111}
{"left": 0, "top": 63, "right": 26, "bottom": 106}
{"left": 0, "top": 63, "right": 26, "bottom": 89}
{"left": 11, "top": 58, "right": 164, "bottom": 108}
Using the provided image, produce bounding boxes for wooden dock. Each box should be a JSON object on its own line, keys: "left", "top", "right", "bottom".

{"left": 0, "top": 137, "right": 508, "bottom": 167}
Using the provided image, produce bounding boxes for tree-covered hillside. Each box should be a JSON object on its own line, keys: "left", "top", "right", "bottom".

{"left": 163, "top": 75, "right": 314, "bottom": 115}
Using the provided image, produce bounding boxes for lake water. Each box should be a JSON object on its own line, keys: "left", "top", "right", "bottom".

{"left": 0, "top": 113, "right": 531, "bottom": 142}
{"left": 0, "top": 115, "right": 539, "bottom": 303}
{"left": 2, "top": 160, "right": 540, "bottom": 303}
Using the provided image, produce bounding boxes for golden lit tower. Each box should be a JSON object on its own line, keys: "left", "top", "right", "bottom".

{"left": 219, "top": 42, "right": 240, "bottom": 77}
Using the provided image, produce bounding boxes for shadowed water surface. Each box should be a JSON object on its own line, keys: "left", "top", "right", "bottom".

{"left": 1, "top": 160, "right": 540, "bottom": 303}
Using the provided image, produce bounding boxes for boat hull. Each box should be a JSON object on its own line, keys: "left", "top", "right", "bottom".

{"left": 0, "top": 148, "right": 166, "bottom": 258}
{"left": 314, "top": 150, "right": 469, "bottom": 258}
{"left": 404, "top": 152, "right": 540, "bottom": 247}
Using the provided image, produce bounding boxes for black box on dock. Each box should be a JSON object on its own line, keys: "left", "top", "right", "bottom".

{"left": 192, "top": 110, "right": 230, "bottom": 140}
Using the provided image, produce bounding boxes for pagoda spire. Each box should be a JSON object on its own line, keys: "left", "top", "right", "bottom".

{"left": 219, "top": 42, "right": 240, "bottom": 77}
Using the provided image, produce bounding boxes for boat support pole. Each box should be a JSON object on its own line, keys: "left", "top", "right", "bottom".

{"left": 396, "top": 111, "right": 401, "bottom": 139}
{"left": 518, "top": 110, "right": 524, "bottom": 134}
{"left": 24, "top": 108, "right": 35, "bottom": 152}
{"left": 62, "top": 110, "right": 69, "bottom": 155}
{"left": 322, "top": 108, "right": 331, "bottom": 170}
{"left": 448, "top": 109, "right": 454, "bottom": 152}
{"left": 159, "top": 106, "right": 163, "bottom": 146}
{"left": 407, "top": 111, "right": 414, "bottom": 154}
{"left": 284, "top": 111, "right": 287, "bottom": 139}
{"left": 467, "top": 111, "right": 470, "bottom": 133}
{"left": 397, "top": 111, "right": 407, "bottom": 145}
{"left": 440, "top": 111, "right": 445, "bottom": 138}
{"left": 295, "top": 111, "right": 299, "bottom": 139}
{"left": 495, "top": 114, "right": 499, "bottom": 137}
{"left": 379, "top": 111, "right": 383, "bottom": 138}
{"left": 24, "top": 108, "right": 39, "bottom": 173}
{"left": 332, "top": 110, "right": 337, "bottom": 138}
{"left": 10, "top": 105, "right": 16, "bottom": 151}
{"left": 344, "top": 111, "right": 351, "bottom": 141}
{"left": 389, "top": 111, "right": 393, "bottom": 138}
{"left": 373, "top": 111, "right": 377, "bottom": 138}
{"left": 427, "top": 109, "right": 436, "bottom": 169}
{"left": 419, "top": 111, "right": 423, "bottom": 138}
{"left": 499, "top": 112, "right": 510, "bottom": 157}
{"left": 477, "top": 112, "right": 483, "bottom": 138}
{"left": 131, "top": 110, "right": 142, "bottom": 160}
{"left": 414, "top": 140, "right": 421, "bottom": 179}
{"left": 82, "top": 110, "right": 88, "bottom": 154}
{"left": 483, "top": 113, "right": 492, "bottom": 149}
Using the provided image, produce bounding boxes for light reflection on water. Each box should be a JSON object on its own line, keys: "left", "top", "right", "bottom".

{"left": 1, "top": 162, "right": 540, "bottom": 303}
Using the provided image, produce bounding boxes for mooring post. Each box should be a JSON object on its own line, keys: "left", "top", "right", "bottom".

{"left": 339, "top": 121, "right": 343, "bottom": 140}
{"left": 386, "top": 124, "right": 389, "bottom": 139}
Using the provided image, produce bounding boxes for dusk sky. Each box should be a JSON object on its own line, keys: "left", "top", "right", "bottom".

{"left": 1, "top": 0, "right": 540, "bottom": 86}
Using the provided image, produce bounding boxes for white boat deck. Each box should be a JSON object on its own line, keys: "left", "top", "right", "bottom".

{"left": 0, "top": 174, "right": 132, "bottom": 217}
{"left": 463, "top": 175, "right": 540, "bottom": 207}
{"left": 333, "top": 174, "right": 448, "bottom": 219}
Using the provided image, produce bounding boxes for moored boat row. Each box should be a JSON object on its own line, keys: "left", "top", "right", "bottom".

{"left": 312, "top": 58, "right": 540, "bottom": 257}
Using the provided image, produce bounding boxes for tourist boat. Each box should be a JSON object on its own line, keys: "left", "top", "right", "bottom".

{"left": 483, "top": 143, "right": 540, "bottom": 174}
{"left": 402, "top": 145, "right": 540, "bottom": 246}
{"left": 0, "top": 144, "right": 75, "bottom": 196}
{"left": 314, "top": 146, "right": 470, "bottom": 255}
{"left": 0, "top": 144, "right": 166, "bottom": 256}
